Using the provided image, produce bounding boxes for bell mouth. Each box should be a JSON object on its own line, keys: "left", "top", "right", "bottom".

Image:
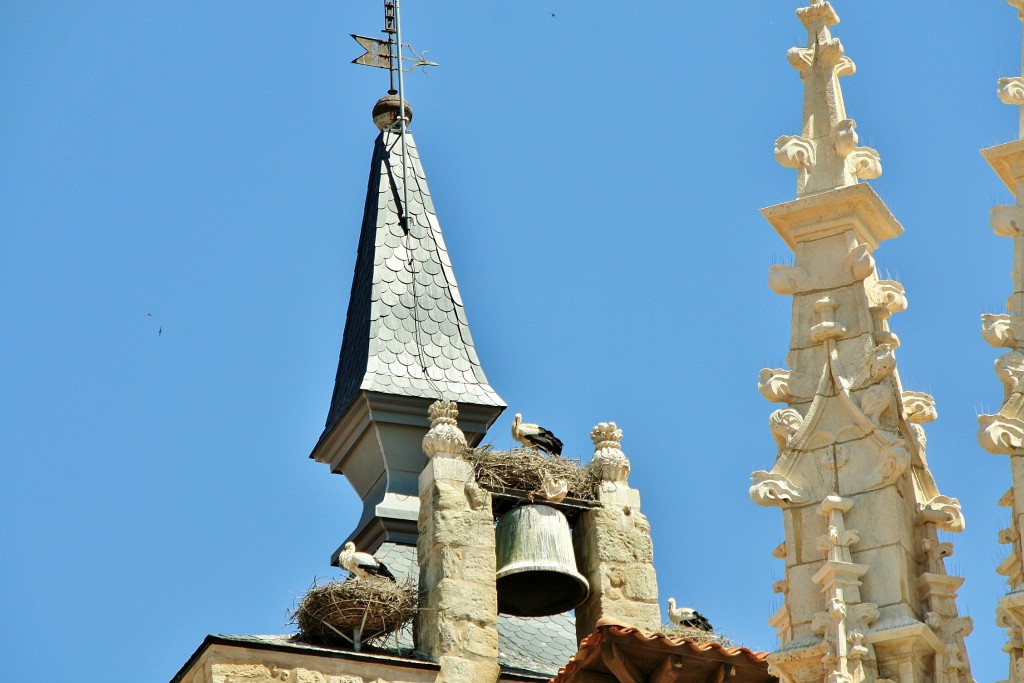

{"left": 496, "top": 562, "right": 590, "bottom": 617}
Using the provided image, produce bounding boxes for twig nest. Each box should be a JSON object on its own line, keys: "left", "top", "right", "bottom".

{"left": 292, "top": 577, "right": 416, "bottom": 647}
{"left": 464, "top": 446, "right": 598, "bottom": 501}
{"left": 660, "top": 624, "right": 734, "bottom": 647}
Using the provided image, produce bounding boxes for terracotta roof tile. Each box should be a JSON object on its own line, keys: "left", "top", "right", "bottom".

{"left": 551, "top": 619, "right": 773, "bottom": 683}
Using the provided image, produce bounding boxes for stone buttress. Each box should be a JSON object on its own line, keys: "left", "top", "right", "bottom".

{"left": 751, "top": 3, "right": 973, "bottom": 682}
{"left": 978, "top": 2, "right": 1024, "bottom": 680}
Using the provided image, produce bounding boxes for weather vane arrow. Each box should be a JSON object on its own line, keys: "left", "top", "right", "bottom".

{"left": 350, "top": 34, "right": 439, "bottom": 75}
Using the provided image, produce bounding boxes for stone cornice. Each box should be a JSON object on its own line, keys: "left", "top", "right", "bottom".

{"left": 982, "top": 139, "right": 1024, "bottom": 192}
{"left": 761, "top": 183, "right": 903, "bottom": 250}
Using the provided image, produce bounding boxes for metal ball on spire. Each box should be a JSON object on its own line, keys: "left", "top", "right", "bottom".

{"left": 372, "top": 94, "right": 413, "bottom": 131}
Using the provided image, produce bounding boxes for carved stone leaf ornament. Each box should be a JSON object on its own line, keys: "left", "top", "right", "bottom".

{"left": 759, "top": 368, "right": 794, "bottom": 403}
{"left": 846, "top": 244, "right": 875, "bottom": 282}
{"left": 878, "top": 439, "right": 910, "bottom": 485}
{"left": 982, "top": 312, "right": 1017, "bottom": 348}
{"left": 901, "top": 391, "right": 937, "bottom": 423}
{"left": 920, "top": 495, "right": 966, "bottom": 533}
{"left": 845, "top": 147, "right": 882, "bottom": 180}
{"left": 978, "top": 413, "right": 1024, "bottom": 454}
{"left": 769, "top": 408, "right": 804, "bottom": 450}
{"left": 995, "top": 351, "right": 1024, "bottom": 393}
{"left": 999, "top": 76, "right": 1024, "bottom": 106}
{"left": 775, "top": 135, "right": 816, "bottom": 169}
{"left": 750, "top": 470, "right": 808, "bottom": 507}
{"left": 768, "top": 265, "right": 810, "bottom": 295}
{"left": 991, "top": 204, "right": 1024, "bottom": 237}
{"left": 871, "top": 280, "right": 907, "bottom": 313}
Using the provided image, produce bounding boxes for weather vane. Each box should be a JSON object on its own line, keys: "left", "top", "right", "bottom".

{"left": 351, "top": 0, "right": 438, "bottom": 94}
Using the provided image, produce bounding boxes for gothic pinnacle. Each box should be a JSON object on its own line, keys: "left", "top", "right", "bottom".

{"left": 774, "top": 0, "right": 882, "bottom": 197}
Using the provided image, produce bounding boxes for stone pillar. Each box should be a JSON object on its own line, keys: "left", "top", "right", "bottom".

{"left": 416, "top": 400, "right": 500, "bottom": 683}
{"left": 574, "top": 422, "right": 661, "bottom": 642}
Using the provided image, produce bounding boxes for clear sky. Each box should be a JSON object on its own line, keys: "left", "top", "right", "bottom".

{"left": 2, "top": 1, "right": 1020, "bottom": 681}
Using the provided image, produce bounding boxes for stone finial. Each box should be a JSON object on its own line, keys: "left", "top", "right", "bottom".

{"left": 775, "top": 1, "right": 882, "bottom": 197}
{"left": 590, "top": 422, "right": 629, "bottom": 486}
{"left": 422, "top": 400, "right": 467, "bottom": 458}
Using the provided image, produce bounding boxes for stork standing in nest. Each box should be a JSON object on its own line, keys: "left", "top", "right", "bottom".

{"left": 339, "top": 542, "right": 396, "bottom": 581}
{"left": 667, "top": 597, "right": 713, "bottom": 631}
{"left": 511, "top": 413, "right": 564, "bottom": 456}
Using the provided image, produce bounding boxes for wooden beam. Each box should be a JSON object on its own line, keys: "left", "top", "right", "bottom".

{"left": 600, "top": 639, "right": 643, "bottom": 683}
{"left": 649, "top": 654, "right": 685, "bottom": 683}
{"left": 703, "top": 663, "right": 736, "bottom": 683}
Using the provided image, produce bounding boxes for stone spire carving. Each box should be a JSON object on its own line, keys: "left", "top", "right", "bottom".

{"left": 979, "top": 4, "right": 1024, "bottom": 680}
{"left": 774, "top": 0, "right": 881, "bottom": 198}
{"left": 309, "top": 96, "right": 505, "bottom": 557}
{"left": 753, "top": 4, "right": 973, "bottom": 682}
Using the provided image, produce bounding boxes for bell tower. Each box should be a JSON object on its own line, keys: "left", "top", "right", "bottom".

{"left": 311, "top": 1, "right": 504, "bottom": 557}
{"left": 751, "top": 2, "right": 974, "bottom": 682}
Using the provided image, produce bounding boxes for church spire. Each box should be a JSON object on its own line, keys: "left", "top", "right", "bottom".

{"left": 774, "top": 0, "right": 882, "bottom": 197}
{"left": 978, "top": 3, "right": 1024, "bottom": 677}
{"left": 310, "top": 6, "right": 504, "bottom": 556}
{"left": 753, "top": 4, "right": 974, "bottom": 682}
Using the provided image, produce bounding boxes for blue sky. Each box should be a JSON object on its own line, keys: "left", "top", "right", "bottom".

{"left": 2, "top": 1, "right": 1020, "bottom": 681}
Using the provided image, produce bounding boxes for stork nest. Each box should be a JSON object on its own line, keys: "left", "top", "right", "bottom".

{"left": 290, "top": 576, "right": 416, "bottom": 647}
{"left": 463, "top": 446, "right": 599, "bottom": 501}
{"left": 659, "top": 624, "right": 734, "bottom": 647}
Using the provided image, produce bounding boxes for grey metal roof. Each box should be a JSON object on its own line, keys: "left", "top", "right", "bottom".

{"left": 321, "top": 128, "right": 504, "bottom": 439}
{"left": 378, "top": 542, "right": 578, "bottom": 676}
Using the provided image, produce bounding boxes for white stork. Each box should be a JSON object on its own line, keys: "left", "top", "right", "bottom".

{"left": 667, "top": 597, "right": 713, "bottom": 632}
{"left": 511, "top": 413, "right": 564, "bottom": 456}
{"left": 339, "top": 542, "right": 396, "bottom": 581}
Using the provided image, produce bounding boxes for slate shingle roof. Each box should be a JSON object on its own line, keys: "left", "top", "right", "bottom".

{"left": 320, "top": 128, "right": 504, "bottom": 442}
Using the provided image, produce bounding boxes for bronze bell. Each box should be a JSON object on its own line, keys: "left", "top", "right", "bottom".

{"left": 494, "top": 504, "right": 590, "bottom": 616}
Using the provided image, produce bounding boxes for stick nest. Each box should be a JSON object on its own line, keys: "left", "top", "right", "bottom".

{"left": 464, "top": 446, "right": 599, "bottom": 501}
{"left": 291, "top": 576, "right": 416, "bottom": 647}
{"left": 660, "top": 624, "right": 734, "bottom": 647}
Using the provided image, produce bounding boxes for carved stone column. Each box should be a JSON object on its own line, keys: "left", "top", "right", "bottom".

{"left": 416, "top": 400, "right": 499, "bottom": 683}
{"left": 574, "top": 422, "right": 661, "bottom": 642}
